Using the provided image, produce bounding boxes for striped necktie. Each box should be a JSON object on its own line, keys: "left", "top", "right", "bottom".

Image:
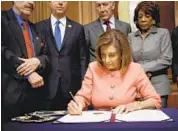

{"left": 22, "top": 22, "right": 34, "bottom": 58}
{"left": 104, "top": 21, "right": 111, "bottom": 31}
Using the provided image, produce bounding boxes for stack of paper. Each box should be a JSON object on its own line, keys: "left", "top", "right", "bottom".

{"left": 57, "top": 110, "right": 111, "bottom": 123}
{"left": 56, "top": 109, "right": 171, "bottom": 123}
{"left": 116, "top": 109, "right": 171, "bottom": 122}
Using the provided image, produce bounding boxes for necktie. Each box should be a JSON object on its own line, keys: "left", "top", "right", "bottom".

{"left": 54, "top": 21, "right": 61, "bottom": 51}
{"left": 104, "top": 21, "right": 111, "bottom": 31}
{"left": 22, "top": 22, "right": 34, "bottom": 58}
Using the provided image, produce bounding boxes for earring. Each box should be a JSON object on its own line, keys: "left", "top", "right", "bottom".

{"left": 152, "top": 20, "right": 156, "bottom": 25}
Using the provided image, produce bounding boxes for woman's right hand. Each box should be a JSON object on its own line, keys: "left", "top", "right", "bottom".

{"left": 67, "top": 100, "right": 83, "bottom": 115}
{"left": 146, "top": 72, "right": 152, "bottom": 78}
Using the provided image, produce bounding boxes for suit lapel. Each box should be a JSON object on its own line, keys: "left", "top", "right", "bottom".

{"left": 60, "top": 18, "right": 73, "bottom": 52}
{"left": 92, "top": 19, "right": 104, "bottom": 38}
{"left": 44, "top": 18, "right": 59, "bottom": 52}
{"left": 7, "top": 10, "right": 27, "bottom": 57}
{"left": 30, "top": 23, "right": 41, "bottom": 56}
{"left": 115, "top": 18, "right": 122, "bottom": 31}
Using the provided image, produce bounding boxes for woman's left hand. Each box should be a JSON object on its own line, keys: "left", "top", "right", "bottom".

{"left": 113, "top": 102, "right": 140, "bottom": 114}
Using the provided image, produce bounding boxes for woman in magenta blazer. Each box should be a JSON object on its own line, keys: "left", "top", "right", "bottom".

{"left": 68, "top": 29, "right": 161, "bottom": 115}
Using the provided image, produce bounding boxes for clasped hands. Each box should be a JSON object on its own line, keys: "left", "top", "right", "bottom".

{"left": 68, "top": 100, "right": 141, "bottom": 115}
{"left": 16, "top": 57, "right": 44, "bottom": 88}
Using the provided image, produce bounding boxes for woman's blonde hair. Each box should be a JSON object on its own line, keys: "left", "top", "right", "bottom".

{"left": 95, "top": 29, "right": 132, "bottom": 75}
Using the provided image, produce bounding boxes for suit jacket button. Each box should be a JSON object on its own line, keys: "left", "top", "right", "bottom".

{"left": 109, "top": 96, "right": 114, "bottom": 100}
{"left": 111, "top": 72, "right": 116, "bottom": 77}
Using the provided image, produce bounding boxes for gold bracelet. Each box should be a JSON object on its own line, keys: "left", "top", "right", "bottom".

{"left": 137, "top": 101, "right": 141, "bottom": 110}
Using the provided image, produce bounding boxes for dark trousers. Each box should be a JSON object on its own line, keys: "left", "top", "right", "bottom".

{"left": 2, "top": 87, "right": 46, "bottom": 122}
{"left": 45, "top": 86, "right": 71, "bottom": 111}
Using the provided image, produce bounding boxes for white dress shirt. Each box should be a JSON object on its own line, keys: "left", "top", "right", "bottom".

{"left": 100, "top": 15, "right": 115, "bottom": 32}
{"left": 51, "top": 14, "right": 66, "bottom": 44}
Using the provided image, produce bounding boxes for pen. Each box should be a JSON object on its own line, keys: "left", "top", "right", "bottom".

{"left": 69, "top": 91, "right": 82, "bottom": 115}
{"left": 69, "top": 91, "right": 78, "bottom": 105}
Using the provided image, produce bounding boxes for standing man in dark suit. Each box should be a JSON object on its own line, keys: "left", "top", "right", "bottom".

{"left": 84, "top": 1, "right": 131, "bottom": 63}
{"left": 171, "top": 26, "right": 178, "bottom": 86}
{"left": 36, "top": 1, "right": 87, "bottom": 110}
{"left": 1, "top": 2, "right": 49, "bottom": 121}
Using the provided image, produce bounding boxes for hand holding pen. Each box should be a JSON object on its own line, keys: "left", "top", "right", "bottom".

{"left": 67, "top": 92, "right": 83, "bottom": 115}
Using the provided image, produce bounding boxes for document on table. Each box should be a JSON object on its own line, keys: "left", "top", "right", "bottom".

{"left": 116, "top": 109, "right": 171, "bottom": 122}
{"left": 56, "top": 110, "right": 111, "bottom": 123}
{"left": 56, "top": 109, "right": 172, "bottom": 123}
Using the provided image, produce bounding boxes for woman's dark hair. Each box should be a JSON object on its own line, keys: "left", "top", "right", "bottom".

{"left": 134, "top": 1, "right": 160, "bottom": 30}
{"left": 95, "top": 29, "right": 132, "bottom": 75}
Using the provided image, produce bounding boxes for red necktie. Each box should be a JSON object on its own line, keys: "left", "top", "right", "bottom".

{"left": 22, "top": 22, "right": 34, "bottom": 58}
{"left": 104, "top": 21, "right": 111, "bottom": 31}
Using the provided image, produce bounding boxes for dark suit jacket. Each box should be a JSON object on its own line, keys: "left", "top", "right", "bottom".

{"left": 171, "top": 26, "right": 178, "bottom": 82}
{"left": 1, "top": 9, "right": 49, "bottom": 106}
{"left": 36, "top": 17, "right": 88, "bottom": 100}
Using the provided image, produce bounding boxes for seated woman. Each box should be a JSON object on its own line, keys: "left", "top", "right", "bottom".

{"left": 68, "top": 29, "right": 161, "bottom": 115}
